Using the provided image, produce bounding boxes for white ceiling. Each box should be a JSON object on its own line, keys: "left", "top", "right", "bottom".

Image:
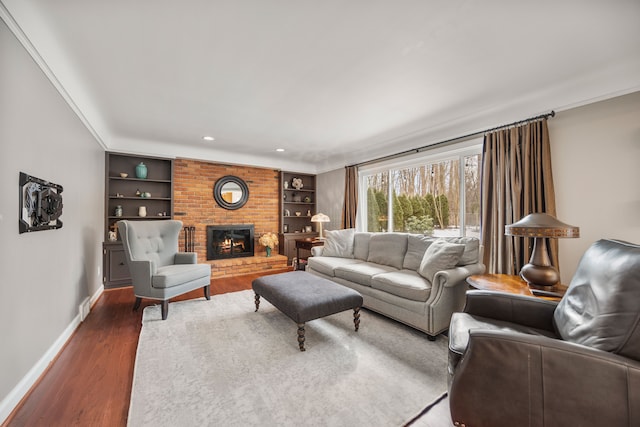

{"left": 2, "top": 1, "right": 640, "bottom": 173}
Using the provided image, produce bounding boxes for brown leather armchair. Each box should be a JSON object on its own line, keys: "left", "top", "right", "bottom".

{"left": 447, "top": 239, "right": 640, "bottom": 427}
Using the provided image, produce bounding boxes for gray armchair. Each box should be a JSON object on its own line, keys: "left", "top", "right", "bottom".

{"left": 448, "top": 239, "right": 640, "bottom": 426}
{"left": 118, "top": 220, "right": 211, "bottom": 320}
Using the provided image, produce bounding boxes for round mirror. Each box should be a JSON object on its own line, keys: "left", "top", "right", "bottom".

{"left": 213, "top": 176, "right": 249, "bottom": 210}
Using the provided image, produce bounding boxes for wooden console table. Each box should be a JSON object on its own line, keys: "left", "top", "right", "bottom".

{"left": 466, "top": 274, "right": 567, "bottom": 301}
{"left": 295, "top": 238, "right": 324, "bottom": 270}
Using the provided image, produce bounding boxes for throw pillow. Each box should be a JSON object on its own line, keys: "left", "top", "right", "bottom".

{"left": 444, "top": 237, "right": 480, "bottom": 266}
{"left": 403, "top": 234, "right": 436, "bottom": 270}
{"left": 418, "top": 239, "right": 465, "bottom": 282}
{"left": 321, "top": 229, "right": 355, "bottom": 258}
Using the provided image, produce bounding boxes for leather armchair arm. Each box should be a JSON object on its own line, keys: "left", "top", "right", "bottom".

{"left": 450, "top": 330, "right": 640, "bottom": 427}
{"left": 175, "top": 252, "right": 197, "bottom": 264}
{"left": 463, "top": 290, "right": 558, "bottom": 332}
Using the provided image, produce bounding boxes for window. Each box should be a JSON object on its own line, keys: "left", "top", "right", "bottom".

{"left": 358, "top": 140, "right": 482, "bottom": 238}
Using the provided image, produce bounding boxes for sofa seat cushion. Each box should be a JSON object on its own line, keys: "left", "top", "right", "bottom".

{"left": 307, "top": 256, "right": 364, "bottom": 277}
{"left": 152, "top": 264, "right": 211, "bottom": 289}
{"left": 371, "top": 270, "right": 432, "bottom": 302}
{"left": 335, "top": 262, "right": 398, "bottom": 287}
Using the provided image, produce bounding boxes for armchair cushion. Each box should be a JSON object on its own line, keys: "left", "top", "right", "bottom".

{"left": 152, "top": 264, "right": 212, "bottom": 289}
{"left": 554, "top": 239, "right": 640, "bottom": 359}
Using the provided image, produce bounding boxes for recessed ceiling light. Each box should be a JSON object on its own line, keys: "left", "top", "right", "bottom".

{"left": 276, "top": 148, "right": 285, "bottom": 152}
{"left": 202, "top": 136, "right": 215, "bottom": 141}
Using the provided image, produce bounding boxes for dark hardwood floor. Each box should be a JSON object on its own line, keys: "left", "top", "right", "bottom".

{"left": 3, "top": 268, "right": 290, "bottom": 427}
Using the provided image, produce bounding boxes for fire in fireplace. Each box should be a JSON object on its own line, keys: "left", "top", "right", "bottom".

{"left": 206, "top": 224, "right": 254, "bottom": 260}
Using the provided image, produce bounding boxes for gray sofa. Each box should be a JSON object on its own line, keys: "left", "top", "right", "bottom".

{"left": 307, "top": 229, "right": 485, "bottom": 339}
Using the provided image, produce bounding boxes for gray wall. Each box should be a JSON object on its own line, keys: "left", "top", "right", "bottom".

{"left": 317, "top": 91, "right": 640, "bottom": 283}
{"left": 316, "top": 167, "right": 344, "bottom": 232}
{"left": 0, "top": 19, "right": 104, "bottom": 412}
{"left": 550, "top": 91, "right": 640, "bottom": 283}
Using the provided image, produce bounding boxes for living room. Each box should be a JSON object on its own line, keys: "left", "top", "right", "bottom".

{"left": 1, "top": 1, "right": 640, "bottom": 426}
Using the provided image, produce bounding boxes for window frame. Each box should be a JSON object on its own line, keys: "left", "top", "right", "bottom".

{"left": 356, "top": 138, "right": 482, "bottom": 235}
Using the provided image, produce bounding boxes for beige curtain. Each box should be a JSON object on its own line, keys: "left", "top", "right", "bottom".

{"left": 480, "top": 118, "right": 558, "bottom": 274}
{"left": 342, "top": 166, "right": 358, "bottom": 229}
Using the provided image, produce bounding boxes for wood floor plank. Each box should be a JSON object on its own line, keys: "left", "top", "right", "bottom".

{"left": 3, "top": 268, "right": 290, "bottom": 427}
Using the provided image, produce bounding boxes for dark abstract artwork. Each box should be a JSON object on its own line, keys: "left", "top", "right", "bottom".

{"left": 19, "top": 172, "right": 63, "bottom": 233}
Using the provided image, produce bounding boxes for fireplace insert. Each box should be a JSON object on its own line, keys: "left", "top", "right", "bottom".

{"left": 207, "top": 224, "right": 254, "bottom": 260}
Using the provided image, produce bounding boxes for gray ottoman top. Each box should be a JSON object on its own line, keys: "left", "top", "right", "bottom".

{"left": 252, "top": 271, "right": 363, "bottom": 324}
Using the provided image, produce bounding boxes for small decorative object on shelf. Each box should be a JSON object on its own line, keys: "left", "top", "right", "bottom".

{"left": 115, "top": 205, "right": 123, "bottom": 217}
{"left": 283, "top": 181, "right": 289, "bottom": 189}
{"left": 292, "top": 194, "right": 302, "bottom": 202}
{"left": 292, "top": 177, "right": 303, "bottom": 189}
{"left": 108, "top": 230, "right": 117, "bottom": 241}
{"left": 138, "top": 206, "right": 147, "bottom": 217}
{"left": 283, "top": 224, "right": 289, "bottom": 233}
{"left": 284, "top": 209, "right": 290, "bottom": 216}
{"left": 135, "top": 162, "right": 148, "bottom": 179}
{"left": 119, "top": 173, "right": 128, "bottom": 178}
{"left": 306, "top": 209, "right": 311, "bottom": 216}
{"left": 135, "top": 189, "right": 141, "bottom": 196}
{"left": 259, "top": 232, "right": 279, "bottom": 257}
{"left": 303, "top": 196, "right": 311, "bottom": 203}
{"left": 295, "top": 211, "right": 301, "bottom": 216}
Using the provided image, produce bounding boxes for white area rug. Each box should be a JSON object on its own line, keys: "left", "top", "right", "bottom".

{"left": 129, "top": 290, "right": 449, "bottom": 427}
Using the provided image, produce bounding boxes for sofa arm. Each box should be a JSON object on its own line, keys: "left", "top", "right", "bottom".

{"left": 463, "top": 290, "right": 558, "bottom": 332}
{"left": 435, "top": 263, "right": 486, "bottom": 288}
{"left": 311, "top": 246, "right": 324, "bottom": 257}
{"left": 450, "top": 330, "right": 640, "bottom": 427}
{"left": 175, "top": 252, "right": 197, "bottom": 264}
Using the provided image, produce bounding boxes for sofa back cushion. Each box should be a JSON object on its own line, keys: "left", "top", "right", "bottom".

{"left": 417, "top": 238, "right": 465, "bottom": 282}
{"left": 367, "top": 233, "right": 408, "bottom": 270}
{"left": 353, "top": 232, "right": 374, "bottom": 260}
{"left": 321, "top": 228, "right": 355, "bottom": 258}
{"left": 554, "top": 239, "right": 640, "bottom": 360}
{"left": 403, "top": 234, "right": 436, "bottom": 270}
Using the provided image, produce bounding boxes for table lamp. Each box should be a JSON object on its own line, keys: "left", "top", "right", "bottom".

{"left": 505, "top": 213, "right": 579, "bottom": 288}
{"left": 311, "top": 213, "right": 330, "bottom": 239}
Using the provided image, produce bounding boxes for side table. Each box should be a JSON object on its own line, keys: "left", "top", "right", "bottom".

{"left": 295, "top": 238, "right": 324, "bottom": 270}
{"left": 466, "top": 274, "right": 567, "bottom": 301}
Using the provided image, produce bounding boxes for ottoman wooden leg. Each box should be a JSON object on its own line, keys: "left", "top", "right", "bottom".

{"left": 254, "top": 293, "right": 260, "bottom": 312}
{"left": 353, "top": 307, "right": 361, "bottom": 331}
{"left": 297, "top": 323, "right": 306, "bottom": 351}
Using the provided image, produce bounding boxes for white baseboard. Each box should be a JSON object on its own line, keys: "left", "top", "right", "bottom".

{"left": 0, "top": 284, "right": 104, "bottom": 424}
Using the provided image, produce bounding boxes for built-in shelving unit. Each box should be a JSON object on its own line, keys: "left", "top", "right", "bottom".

{"left": 279, "top": 171, "right": 317, "bottom": 263}
{"left": 103, "top": 152, "right": 174, "bottom": 288}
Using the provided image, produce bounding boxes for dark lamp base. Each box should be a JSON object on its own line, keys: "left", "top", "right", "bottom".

{"left": 520, "top": 263, "right": 560, "bottom": 288}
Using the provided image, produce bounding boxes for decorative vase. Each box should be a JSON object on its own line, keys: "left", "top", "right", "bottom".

{"left": 138, "top": 206, "right": 147, "bottom": 217}
{"left": 115, "top": 205, "right": 123, "bottom": 217}
{"left": 266, "top": 247, "right": 272, "bottom": 257}
{"left": 283, "top": 181, "right": 288, "bottom": 189}
{"left": 135, "top": 162, "right": 148, "bottom": 179}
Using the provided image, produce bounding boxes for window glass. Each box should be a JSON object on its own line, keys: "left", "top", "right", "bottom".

{"left": 358, "top": 141, "right": 481, "bottom": 237}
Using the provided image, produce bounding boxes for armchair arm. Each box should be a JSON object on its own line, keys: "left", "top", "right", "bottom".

{"left": 127, "top": 260, "right": 154, "bottom": 293}
{"left": 463, "top": 290, "right": 558, "bottom": 332}
{"left": 175, "top": 252, "right": 197, "bottom": 264}
{"left": 450, "top": 330, "right": 640, "bottom": 427}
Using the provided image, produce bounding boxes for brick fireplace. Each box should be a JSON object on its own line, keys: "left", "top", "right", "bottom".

{"left": 207, "top": 224, "right": 254, "bottom": 260}
{"left": 173, "top": 159, "right": 287, "bottom": 277}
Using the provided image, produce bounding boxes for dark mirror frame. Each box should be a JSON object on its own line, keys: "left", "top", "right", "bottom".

{"left": 213, "top": 175, "right": 249, "bottom": 210}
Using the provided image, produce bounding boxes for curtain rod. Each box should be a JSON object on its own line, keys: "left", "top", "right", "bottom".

{"left": 349, "top": 110, "right": 555, "bottom": 168}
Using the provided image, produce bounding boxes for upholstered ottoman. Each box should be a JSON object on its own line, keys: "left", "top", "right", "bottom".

{"left": 252, "top": 271, "right": 363, "bottom": 351}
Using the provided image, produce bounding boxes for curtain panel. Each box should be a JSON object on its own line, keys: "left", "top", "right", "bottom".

{"left": 480, "top": 119, "right": 558, "bottom": 275}
{"left": 342, "top": 166, "right": 358, "bottom": 229}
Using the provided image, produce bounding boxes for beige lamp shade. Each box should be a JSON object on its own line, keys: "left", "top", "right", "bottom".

{"left": 505, "top": 213, "right": 579, "bottom": 288}
{"left": 311, "top": 213, "right": 330, "bottom": 239}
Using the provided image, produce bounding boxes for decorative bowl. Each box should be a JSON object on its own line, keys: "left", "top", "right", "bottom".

{"left": 295, "top": 212, "right": 301, "bottom": 216}
{"left": 120, "top": 173, "right": 128, "bottom": 178}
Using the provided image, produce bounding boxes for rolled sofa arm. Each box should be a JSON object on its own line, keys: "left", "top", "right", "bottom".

{"left": 434, "top": 263, "right": 486, "bottom": 288}
{"left": 463, "top": 290, "right": 558, "bottom": 332}
{"left": 449, "top": 330, "right": 640, "bottom": 427}
{"left": 175, "top": 252, "right": 197, "bottom": 264}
